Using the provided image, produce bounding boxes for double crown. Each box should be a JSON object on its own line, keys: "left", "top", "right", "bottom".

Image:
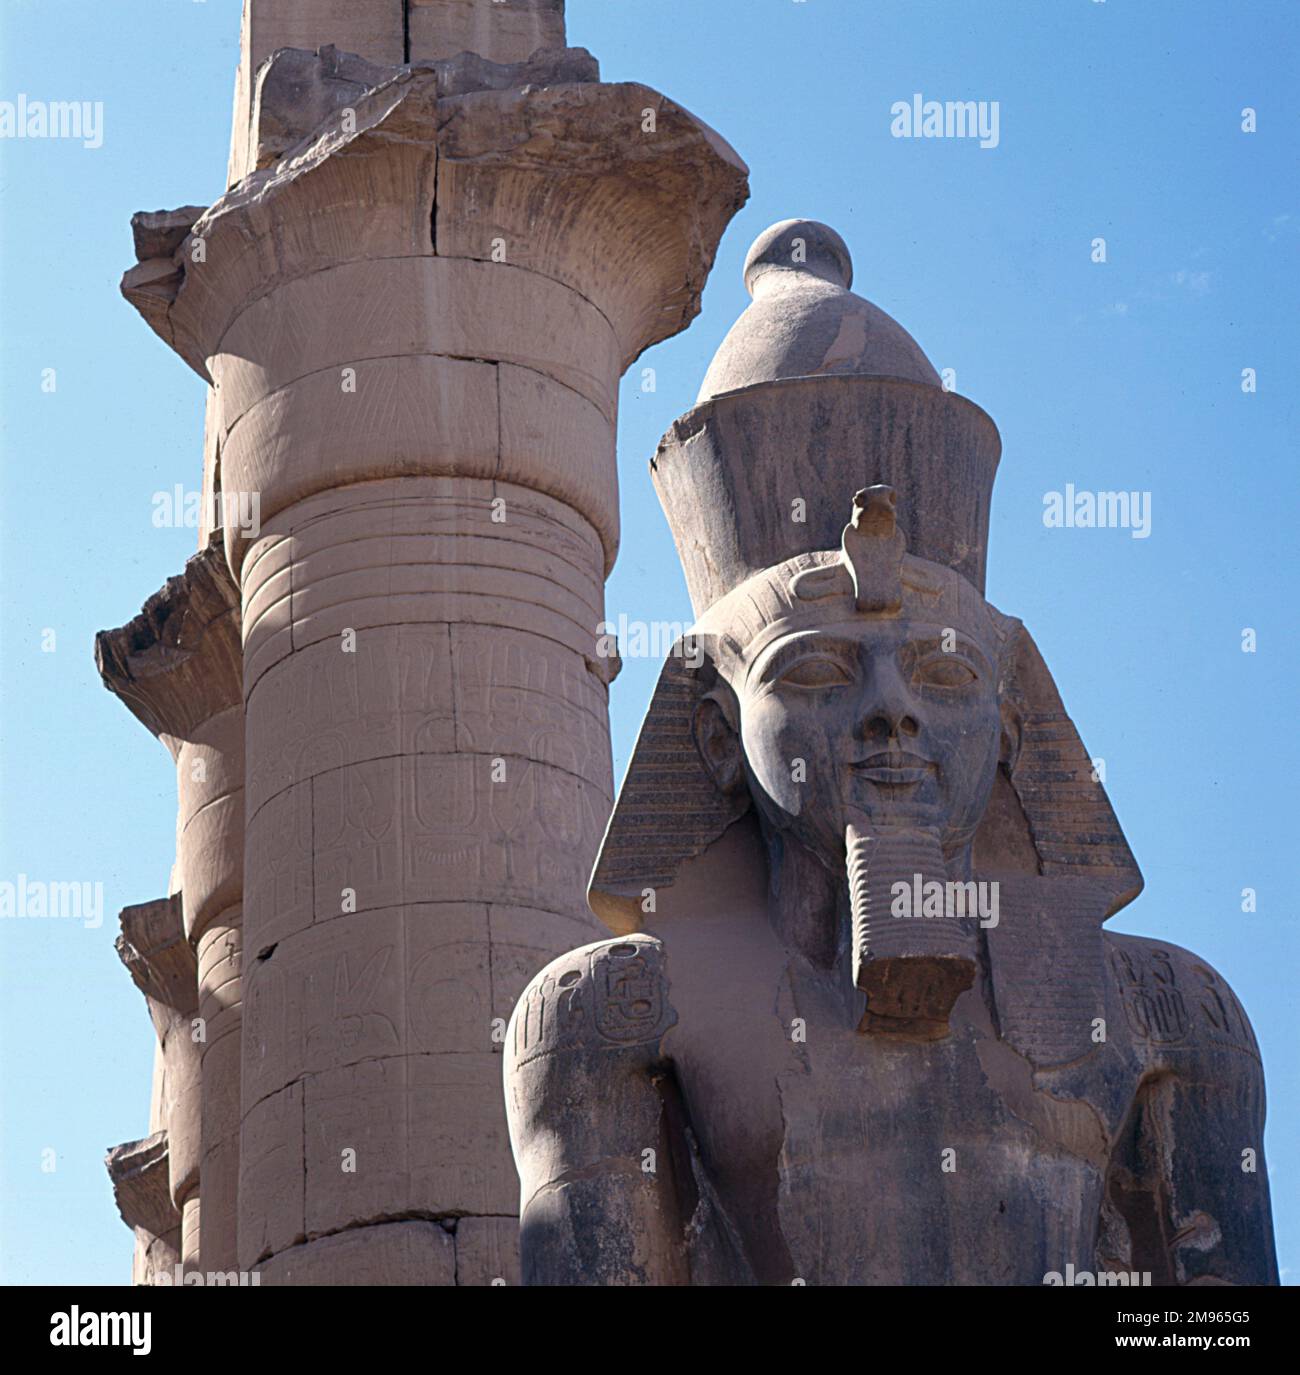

{"left": 651, "top": 219, "right": 1002, "bottom": 615}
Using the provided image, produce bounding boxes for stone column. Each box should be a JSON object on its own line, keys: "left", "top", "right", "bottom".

{"left": 119, "top": 3, "right": 746, "bottom": 1285}
{"left": 97, "top": 543, "right": 246, "bottom": 1272}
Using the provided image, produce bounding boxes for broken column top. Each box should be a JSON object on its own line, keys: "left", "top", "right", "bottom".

{"left": 105, "top": 1132, "right": 179, "bottom": 1240}
{"left": 115, "top": 895, "right": 197, "bottom": 1019}
{"left": 246, "top": 41, "right": 599, "bottom": 173}
{"left": 94, "top": 541, "right": 242, "bottom": 751}
{"left": 127, "top": 52, "right": 748, "bottom": 384}
{"left": 227, "top": 0, "right": 568, "bottom": 183}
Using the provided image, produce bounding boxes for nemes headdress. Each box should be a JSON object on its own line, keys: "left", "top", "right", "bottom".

{"left": 590, "top": 221, "right": 1142, "bottom": 1065}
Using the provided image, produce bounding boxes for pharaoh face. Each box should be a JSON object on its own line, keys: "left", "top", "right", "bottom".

{"left": 692, "top": 489, "right": 1013, "bottom": 874}
{"left": 743, "top": 611, "right": 1002, "bottom": 865}
{"left": 700, "top": 597, "right": 1006, "bottom": 872}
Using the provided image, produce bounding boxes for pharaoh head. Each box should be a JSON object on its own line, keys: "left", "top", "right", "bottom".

{"left": 590, "top": 220, "right": 1142, "bottom": 1019}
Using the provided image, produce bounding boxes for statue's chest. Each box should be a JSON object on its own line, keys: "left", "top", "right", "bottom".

{"left": 772, "top": 1038, "right": 1107, "bottom": 1284}
{"left": 681, "top": 1014, "right": 1116, "bottom": 1285}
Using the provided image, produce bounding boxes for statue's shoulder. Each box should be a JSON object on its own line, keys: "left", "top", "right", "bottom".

{"left": 1102, "top": 930, "right": 1263, "bottom": 1069}
{"left": 506, "top": 932, "right": 677, "bottom": 1073}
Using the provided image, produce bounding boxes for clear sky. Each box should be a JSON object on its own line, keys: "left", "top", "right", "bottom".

{"left": 1, "top": 0, "right": 1295, "bottom": 1285}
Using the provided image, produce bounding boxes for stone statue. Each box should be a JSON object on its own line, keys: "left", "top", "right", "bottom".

{"left": 505, "top": 220, "right": 1278, "bottom": 1286}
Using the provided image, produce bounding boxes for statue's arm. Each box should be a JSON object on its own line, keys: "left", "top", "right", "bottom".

{"left": 1149, "top": 1053, "right": 1277, "bottom": 1286}
{"left": 1115, "top": 941, "right": 1278, "bottom": 1285}
{"left": 504, "top": 934, "right": 689, "bottom": 1285}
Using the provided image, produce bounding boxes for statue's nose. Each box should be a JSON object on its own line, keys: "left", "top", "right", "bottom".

{"left": 858, "top": 662, "right": 919, "bottom": 741}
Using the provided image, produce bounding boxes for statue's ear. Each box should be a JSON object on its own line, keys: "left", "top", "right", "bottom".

{"left": 692, "top": 687, "right": 746, "bottom": 796}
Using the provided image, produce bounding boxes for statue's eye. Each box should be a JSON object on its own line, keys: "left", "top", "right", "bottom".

{"left": 916, "top": 656, "right": 978, "bottom": 689}
{"left": 779, "top": 658, "right": 852, "bottom": 689}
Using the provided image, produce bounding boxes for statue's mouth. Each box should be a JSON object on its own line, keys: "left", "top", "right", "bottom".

{"left": 850, "top": 752, "right": 935, "bottom": 785}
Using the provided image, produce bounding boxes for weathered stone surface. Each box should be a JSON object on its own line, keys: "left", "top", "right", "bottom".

{"left": 455, "top": 1216, "right": 522, "bottom": 1285}
{"left": 106, "top": 1132, "right": 178, "bottom": 1242}
{"left": 225, "top": 0, "right": 579, "bottom": 185}
{"left": 508, "top": 222, "right": 1279, "bottom": 1287}
{"left": 197, "top": 1015, "right": 242, "bottom": 1269}
{"left": 256, "top": 1220, "right": 456, "bottom": 1285}
{"left": 410, "top": 0, "right": 566, "bottom": 65}
{"left": 249, "top": 41, "right": 599, "bottom": 173}
{"left": 238, "top": 1080, "right": 305, "bottom": 1269}
{"left": 116, "top": 897, "right": 197, "bottom": 1022}
{"left": 249, "top": 43, "right": 395, "bottom": 171}
{"left": 95, "top": 541, "right": 242, "bottom": 752}
{"left": 135, "top": 1229, "right": 183, "bottom": 1288}
{"left": 131, "top": 206, "right": 208, "bottom": 263}
{"left": 226, "top": 0, "right": 406, "bottom": 184}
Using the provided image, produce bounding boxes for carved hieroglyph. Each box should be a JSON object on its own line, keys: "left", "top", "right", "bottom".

{"left": 506, "top": 221, "right": 1279, "bottom": 1286}
{"left": 103, "top": 0, "right": 747, "bottom": 1283}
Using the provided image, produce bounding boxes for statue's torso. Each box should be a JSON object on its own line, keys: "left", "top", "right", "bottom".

{"left": 657, "top": 913, "right": 1148, "bottom": 1286}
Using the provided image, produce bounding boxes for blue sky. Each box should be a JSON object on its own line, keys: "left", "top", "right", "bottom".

{"left": 1, "top": 0, "right": 1295, "bottom": 1284}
